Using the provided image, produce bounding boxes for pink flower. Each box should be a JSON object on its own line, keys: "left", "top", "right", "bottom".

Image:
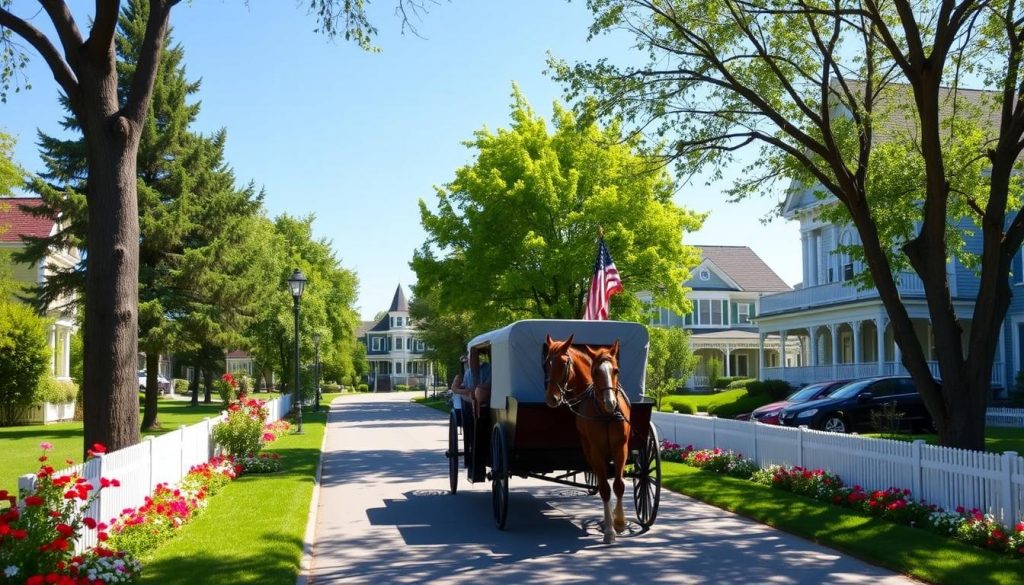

{"left": 39, "top": 442, "right": 54, "bottom": 451}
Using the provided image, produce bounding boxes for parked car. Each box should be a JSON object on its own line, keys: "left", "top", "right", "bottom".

{"left": 138, "top": 370, "right": 171, "bottom": 393}
{"left": 779, "top": 376, "right": 934, "bottom": 433}
{"left": 749, "top": 380, "right": 850, "bottom": 425}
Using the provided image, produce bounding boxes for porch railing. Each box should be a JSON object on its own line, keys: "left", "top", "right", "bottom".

{"left": 760, "top": 272, "right": 926, "bottom": 316}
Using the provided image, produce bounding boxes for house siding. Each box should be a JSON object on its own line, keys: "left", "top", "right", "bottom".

{"left": 685, "top": 269, "right": 734, "bottom": 291}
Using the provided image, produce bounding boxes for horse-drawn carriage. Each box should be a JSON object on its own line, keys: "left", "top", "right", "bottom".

{"left": 445, "top": 319, "right": 661, "bottom": 540}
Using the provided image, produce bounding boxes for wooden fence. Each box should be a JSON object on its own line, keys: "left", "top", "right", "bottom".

{"left": 18, "top": 393, "right": 292, "bottom": 553}
{"left": 987, "top": 407, "right": 1024, "bottom": 428}
{"left": 652, "top": 412, "right": 1024, "bottom": 526}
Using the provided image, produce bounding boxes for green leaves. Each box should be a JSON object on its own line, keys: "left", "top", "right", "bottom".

{"left": 413, "top": 85, "right": 703, "bottom": 333}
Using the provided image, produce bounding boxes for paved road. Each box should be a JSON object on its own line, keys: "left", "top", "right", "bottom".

{"left": 310, "top": 392, "right": 917, "bottom": 584}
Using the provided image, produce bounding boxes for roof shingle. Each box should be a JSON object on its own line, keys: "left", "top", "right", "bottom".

{"left": 0, "top": 198, "right": 53, "bottom": 243}
{"left": 696, "top": 245, "right": 790, "bottom": 293}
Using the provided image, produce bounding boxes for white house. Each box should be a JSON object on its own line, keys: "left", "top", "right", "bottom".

{"left": 359, "top": 284, "right": 433, "bottom": 391}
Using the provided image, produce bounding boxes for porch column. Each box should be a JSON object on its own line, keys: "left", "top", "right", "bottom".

{"left": 780, "top": 330, "right": 788, "bottom": 372}
{"left": 876, "top": 317, "right": 886, "bottom": 375}
{"left": 63, "top": 329, "right": 72, "bottom": 378}
{"left": 724, "top": 346, "right": 732, "bottom": 377}
{"left": 808, "top": 326, "right": 819, "bottom": 366}
{"left": 801, "top": 231, "right": 810, "bottom": 284}
{"left": 830, "top": 324, "right": 840, "bottom": 379}
{"left": 852, "top": 320, "right": 863, "bottom": 366}
{"left": 758, "top": 333, "right": 766, "bottom": 380}
{"left": 49, "top": 325, "right": 57, "bottom": 376}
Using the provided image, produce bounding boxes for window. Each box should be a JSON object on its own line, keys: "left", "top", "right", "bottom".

{"left": 710, "top": 300, "right": 722, "bottom": 325}
{"left": 395, "top": 362, "right": 402, "bottom": 374}
{"left": 396, "top": 316, "right": 403, "bottom": 327}
{"left": 394, "top": 337, "right": 402, "bottom": 350}
{"left": 695, "top": 299, "right": 725, "bottom": 326}
{"left": 844, "top": 263, "right": 854, "bottom": 282}
{"left": 371, "top": 337, "right": 380, "bottom": 351}
{"left": 406, "top": 338, "right": 412, "bottom": 350}
{"left": 737, "top": 303, "right": 750, "bottom": 324}
{"left": 416, "top": 340, "right": 425, "bottom": 351}
{"left": 186, "top": 367, "right": 194, "bottom": 382}
{"left": 390, "top": 317, "right": 394, "bottom": 328}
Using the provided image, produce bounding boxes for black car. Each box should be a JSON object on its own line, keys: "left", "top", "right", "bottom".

{"left": 779, "top": 376, "right": 933, "bottom": 433}
{"left": 748, "top": 380, "right": 850, "bottom": 425}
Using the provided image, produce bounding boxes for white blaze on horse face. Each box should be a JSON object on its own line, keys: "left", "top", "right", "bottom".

{"left": 596, "top": 360, "right": 618, "bottom": 415}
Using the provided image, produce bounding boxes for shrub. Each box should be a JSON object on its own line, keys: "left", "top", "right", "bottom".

{"left": 675, "top": 402, "right": 697, "bottom": 415}
{"left": 215, "top": 373, "right": 239, "bottom": 404}
{"left": 357, "top": 383, "right": 369, "bottom": 392}
{"left": 713, "top": 376, "right": 750, "bottom": 390}
{"left": 0, "top": 301, "right": 50, "bottom": 426}
{"left": 395, "top": 384, "right": 409, "bottom": 392}
{"left": 658, "top": 403, "right": 674, "bottom": 413}
{"left": 212, "top": 398, "right": 268, "bottom": 456}
{"left": 33, "top": 377, "right": 78, "bottom": 404}
{"left": 707, "top": 390, "right": 773, "bottom": 418}
{"left": 747, "top": 379, "right": 793, "bottom": 401}
{"left": 706, "top": 357, "right": 723, "bottom": 387}
{"left": 684, "top": 447, "right": 757, "bottom": 478}
{"left": 174, "top": 378, "right": 190, "bottom": 394}
{"left": 236, "top": 453, "right": 283, "bottom": 474}
{"left": 236, "top": 374, "right": 252, "bottom": 397}
{"left": 322, "top": 382, "right": 341, "bottom": 392}
{"left": 725, "top": 377, "right": 755, "bottom": 389}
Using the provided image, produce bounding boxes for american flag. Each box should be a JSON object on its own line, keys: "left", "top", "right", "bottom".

{"left": 583, "top": 238, "right": 624, "bottom": 320}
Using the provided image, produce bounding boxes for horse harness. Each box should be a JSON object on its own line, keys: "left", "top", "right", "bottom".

{"left": 546, "top": 351, "right": 632, "bottom": 425}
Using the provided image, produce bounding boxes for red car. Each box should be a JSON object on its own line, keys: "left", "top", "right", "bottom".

{"left": 749, "top": 380, "right": 850, "bottom": 425}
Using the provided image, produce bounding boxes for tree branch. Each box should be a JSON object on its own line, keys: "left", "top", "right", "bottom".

{"left": 87, "top": 0, "right": 120, "bottom": 60}
{"left": 40, "top": 0, "right": 84, "bottom": 72}
{"left": 123, "top": 0, "right": 174, "bottom": 124}
{"left": 0, "top": 8, "right": 79, "bottom": 100}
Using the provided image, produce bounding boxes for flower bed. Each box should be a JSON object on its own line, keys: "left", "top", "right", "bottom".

{"left": 0, "top": 443, "right": 143, "bottom": 583}
{"left": 660, "top": 440, "right": 1024, "bottom": 559}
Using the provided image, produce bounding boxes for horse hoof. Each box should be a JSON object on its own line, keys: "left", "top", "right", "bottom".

{"left": 614, "top": 520, "right": 626, "bottom": 533}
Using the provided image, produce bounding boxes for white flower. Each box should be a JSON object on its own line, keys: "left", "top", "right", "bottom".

{"left": 4, "top": 566, "right": 19, "bottom": 578}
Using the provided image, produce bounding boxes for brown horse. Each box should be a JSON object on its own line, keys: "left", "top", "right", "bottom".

{"left": 543, "top": 335, "right": 631, "bottom": 544}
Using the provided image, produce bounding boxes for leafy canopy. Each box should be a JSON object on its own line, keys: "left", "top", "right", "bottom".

{"left": 413, "top": 85, "right": 703, "bottom": 333}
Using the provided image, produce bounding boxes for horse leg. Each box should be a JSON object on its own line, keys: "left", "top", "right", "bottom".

{"left": 582, "top": 430, "right": 614, "bottom": 544}
{"left": 611, "top": 426, "right": 628, "bottom": 533}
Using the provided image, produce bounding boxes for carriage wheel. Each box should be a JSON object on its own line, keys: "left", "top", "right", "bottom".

{"left": 632, "top": 422, "right": 662, "bottom": 528}
{"left": 447, "top": 411, "right": 459, "bottom": 495}
{"left": 491, "top": 423, "right": 509, "bottom": 530}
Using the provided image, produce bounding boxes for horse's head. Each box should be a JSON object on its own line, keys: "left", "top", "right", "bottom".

{"left": 586, "top": 340, "right": 621, "bottom": 416}
{"left": 543, "top": 334, "right": 584, "bottom": 408}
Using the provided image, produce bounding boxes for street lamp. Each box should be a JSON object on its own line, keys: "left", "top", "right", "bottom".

{"left": 287, "top": 268, "right": 307, "bottom": 434}
{"left": 313, "top": 332, "right": 322, "bottom": 412}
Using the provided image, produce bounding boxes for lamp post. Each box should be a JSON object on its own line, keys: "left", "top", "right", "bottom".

{"left": 313, "top": 332, "right": 322, "bottom": 412}
{"left": 287, "top": 268, "right": 307, "bottom": 434}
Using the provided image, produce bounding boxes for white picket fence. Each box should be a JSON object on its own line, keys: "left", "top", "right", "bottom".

{"left": 20, "top": 401, "right": 77, "bottom": 424}
{"left": 652, "top": 411, "right": 1024, "bottom": 526}
{"left": 18, "top": 393, "right": 293, "bottom": 553}
{"left": 987, "top": 407, "right": 1024, "bottom": 428}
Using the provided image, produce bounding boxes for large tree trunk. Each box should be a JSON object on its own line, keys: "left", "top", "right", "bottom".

{"left": 141, "top": 350, "right": 161, "bottom": 430}
{"left": 80, "top": 66, "right": 143, "bottom": 456}
{"left": 188, "top": 366, "right": 200, "bottom": 407}
{"left": 203, "top": 368, "right": 213, "bottom": 404}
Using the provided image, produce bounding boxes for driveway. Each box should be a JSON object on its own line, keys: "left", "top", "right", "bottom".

{"left": 310, "top": 392, "right": 917, "bottom": 584}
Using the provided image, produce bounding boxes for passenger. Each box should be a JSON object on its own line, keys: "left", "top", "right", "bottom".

{"left": 472, "top": 351, "right": 492, "bottom": 418}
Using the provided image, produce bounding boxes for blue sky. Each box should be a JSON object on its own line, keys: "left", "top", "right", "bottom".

{"left": 2, "top": 0, "right": 800, "bottom": 320}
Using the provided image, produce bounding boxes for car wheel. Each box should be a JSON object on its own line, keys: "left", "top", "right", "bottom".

{"left": 821, "top": 415, "right": 847, "bottom": 433}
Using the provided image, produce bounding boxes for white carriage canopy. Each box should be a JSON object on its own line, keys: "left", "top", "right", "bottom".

{"left": 467, "top": 319, "right": 650, "bottom": 407}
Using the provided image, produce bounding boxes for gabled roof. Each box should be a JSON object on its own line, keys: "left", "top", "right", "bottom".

{"left": 0, "top": 198, "right": 54, "bottom": 243}
{"left": 388, "top": 284, "right": 408, "bottom": 312}
{"left": 355, "top": 320, "right": 377, "bottom": 339}
{"left": 696, "top": 246, "right": 790, "bottom": 293}
{"left": 368, "top": 317, "right": 390, "bottom": 332}
{"left": 225, "top": 350, "right": 250, "bottom": 359}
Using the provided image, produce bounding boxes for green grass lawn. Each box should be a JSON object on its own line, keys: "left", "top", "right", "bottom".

{"left": 0, "top": 394, "right": 281, "bottom": 495}
{"left": 662, "top": 462, "right": 1023, "bottom": 584}
{"left": 137, "top": 393, "right": 340, "bottom": 584}
{"left": 864, "top": 426, "right": 1024, "bottom": 454}
{"left": 413, "top": 394, "right": 449, "bottom": 414}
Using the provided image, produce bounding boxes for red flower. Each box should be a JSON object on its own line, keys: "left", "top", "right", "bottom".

{"left": 83, "top": 517, "right": 97, "bottom": 529}
{"left": 55, "top": 523, "right": 74, "bottom": 537}
{"left": 12, "top": 529, "right": 28, "bottom": 539}
{"left": 25, "top": 495, "right": 44, "bottom": 506}
{"left": 26, "top": 576, "right": 44, "bottom": 585}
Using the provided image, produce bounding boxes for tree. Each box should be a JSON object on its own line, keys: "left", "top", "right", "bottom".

{"left": 412, "top": 86, "right": 704, "bottom": 334}
{"left": 557, "top": 1, "right": 1024, "bottom": 450}
{"left": 0, "top": 0, "right": 430, "bottom": 453}
{"left": 646, "top": 325, "right": 698, "bottom": 409}
{"left": 246, "top": 214, "right": 360, "bottom": 397}
{"left": 18, "top": 1, "right": 273, "bottom": 429}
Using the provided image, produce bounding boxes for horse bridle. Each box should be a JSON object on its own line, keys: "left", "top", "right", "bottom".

{"left": 546, "top": 350, "right": 630, "bottom": 423}
{"left": 544, "top": 350, "right": 575, "bottom": 408}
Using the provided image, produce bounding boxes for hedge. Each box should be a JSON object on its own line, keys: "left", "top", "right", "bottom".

{"left": 34, "top": 378, "right": 78, "bottom": 404}
{"left": 746, "top": 379, "right": 793, "bottom": 401}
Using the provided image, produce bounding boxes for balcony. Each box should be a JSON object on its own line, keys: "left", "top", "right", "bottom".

{"left": 762, "top": 361, "right": 1004, "bottom": 388}
{"left": 760, "top": 273, "right": 926, "bottom": 316}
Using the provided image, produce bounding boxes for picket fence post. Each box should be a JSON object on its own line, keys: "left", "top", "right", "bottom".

{"left": 17, "top": 473, "right": 34, "bottom": 503}
{"left": 1002, "top": 451, "right": 1019, "bottom": 525}
{"left": 178, "top": 426, "right": 187, "bottom": 482}
{"left": 205, "top": 417, "right": 213, "bottom": 458}
{"left": 751, "top": 420, "right": 759, "bottom": 465}
{"left": 911, "top": 440, "right": 924, "bottom": 500}
{"left": 145, "top": 436, "right": 155, "bottom": 493}
{"left": 797, "top": 425, "right": 806, "bottom": 467}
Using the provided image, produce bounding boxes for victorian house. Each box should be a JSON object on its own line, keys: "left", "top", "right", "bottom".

{"left": 0, "top": 197, "right": 78, "bottom": 381}
{"left": 358, "top": 284, "right": 432, "bottom": 391}
{"left": 755, "top": 86, "right": 1012, "bottom": 396}
{"left": 644, "top": 245, "right": 797, "bottom": 388}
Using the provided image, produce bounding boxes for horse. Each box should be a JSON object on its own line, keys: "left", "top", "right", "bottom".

{"left": 543, "top": 334, "right": 631, "bottom": 544}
